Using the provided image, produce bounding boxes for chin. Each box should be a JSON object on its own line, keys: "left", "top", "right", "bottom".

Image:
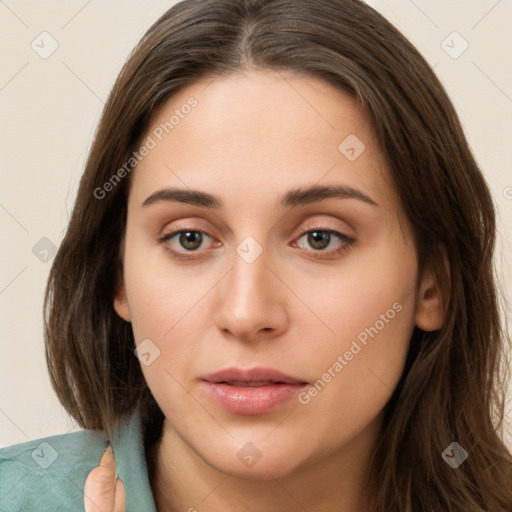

{"left": 197, "top": 437, "right": 314, "bottom": 481}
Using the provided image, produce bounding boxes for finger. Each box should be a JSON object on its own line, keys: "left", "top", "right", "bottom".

{"left": 84, "top": 444, "right": 117, "bottom": 512}
{"left": 114, "top": 476, "right": 126, "bottom": 512}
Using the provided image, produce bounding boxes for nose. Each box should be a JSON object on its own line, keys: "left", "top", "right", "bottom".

{"left": 213, "top": 243, "right": 289, "bottom": 343}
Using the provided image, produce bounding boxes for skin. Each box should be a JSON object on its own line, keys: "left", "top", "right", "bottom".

{"left": 86, "top": 69, "right": 445, "bottom": 511}
{"left": 84, "top": 446, "right": 125, "bottom": 512}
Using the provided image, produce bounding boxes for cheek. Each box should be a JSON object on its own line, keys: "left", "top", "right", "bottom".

{"left": 293, "top": 244, "right": 417, "bottom": 422}
{"left": 121, "top": 238, "right": 227, "bottom": 410}
{"left": 121, "top": 228, "right": 217, "bottom": 342}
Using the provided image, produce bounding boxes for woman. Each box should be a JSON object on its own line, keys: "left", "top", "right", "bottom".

{"left": 1, "top": 0, "right": 511, "bottom": 510}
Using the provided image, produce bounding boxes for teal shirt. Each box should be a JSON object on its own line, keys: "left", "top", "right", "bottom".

{"left": 0, "top": 411, "right": 157, "bottom": 511}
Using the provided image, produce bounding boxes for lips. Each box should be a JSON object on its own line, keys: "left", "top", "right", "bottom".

{"left": 200, "top": 367, "right": 308, "bottom": 415}
{"left": 201, "top": 367, "right": 307, "bottom": 386}
{"left": 221, "top": 380, "right": 277, "bottom": 387}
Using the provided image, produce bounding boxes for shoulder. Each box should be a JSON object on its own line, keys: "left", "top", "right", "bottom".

{"left": 0, "top": 428, "right": 108, "bottom": 512}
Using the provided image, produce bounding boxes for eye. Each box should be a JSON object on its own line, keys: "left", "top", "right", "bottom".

{"left": 158, "top": 229, "right": 216, "bottom": 257}
{"left": 157, "top": 225, "right": 355, "bottom": 260}
{"left": 294, "top": 228, "right": 355, "bottom": 256}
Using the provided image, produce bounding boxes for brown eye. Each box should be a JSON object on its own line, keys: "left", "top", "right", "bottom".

{"left": 159, "top": 229, "right": 212, "bottom": 254}
{"left": 178, "top": 231, "right": 203, "bottom": 251}
{"left": 307, "top": 230, "right": 331, "bottom": 250}
{"left": 294, "top": 228, "right": 356, "bottom": 257}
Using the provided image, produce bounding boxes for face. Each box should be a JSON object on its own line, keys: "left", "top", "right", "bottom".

{"left": 114, "top": 69, "right": 444, "bottom": 480}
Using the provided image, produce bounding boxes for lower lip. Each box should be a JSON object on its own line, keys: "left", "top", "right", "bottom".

{"left": 202, "top": 382, "right": 307, "bottom": 415}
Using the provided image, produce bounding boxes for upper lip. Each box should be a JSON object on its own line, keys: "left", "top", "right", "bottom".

{"left": 201, "top": 367, "right": 308, "bottom": 385}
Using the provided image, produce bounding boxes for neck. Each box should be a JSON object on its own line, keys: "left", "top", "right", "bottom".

{"left": 148, "top": 415, "right": 381, "bottom": 512}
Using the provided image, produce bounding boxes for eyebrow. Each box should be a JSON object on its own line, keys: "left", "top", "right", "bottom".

{"left": 141, "top": 184, "right": 378, "bottom": 209}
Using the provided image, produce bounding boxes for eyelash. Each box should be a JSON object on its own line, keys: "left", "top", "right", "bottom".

{"left": 157, "top": 225, "right": 356, "bottom": 260}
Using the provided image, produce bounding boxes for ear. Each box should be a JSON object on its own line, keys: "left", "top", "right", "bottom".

{"left": 113, "top": 266, "right": 131, "bottom": 323}
{"left": 414, "top": 256, "right": 450, "bottom": 331}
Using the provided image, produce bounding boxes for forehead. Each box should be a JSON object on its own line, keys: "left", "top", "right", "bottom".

{"left": 129, "top": 69, "right": 396, "bottom": 215}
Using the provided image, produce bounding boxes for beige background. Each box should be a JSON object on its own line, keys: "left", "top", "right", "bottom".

{"left": 0, "top": 0, "right": 511, "bottom": 447}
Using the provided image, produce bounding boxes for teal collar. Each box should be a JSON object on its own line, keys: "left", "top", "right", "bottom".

{"left": 110, "top": 410, "right": 157, "bottom": 511}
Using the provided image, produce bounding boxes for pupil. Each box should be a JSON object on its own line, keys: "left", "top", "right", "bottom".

{"left": 308, "top": 230, "right": 330, "bottom": 250}
{"left": 180, "top": 231, "right": 202, "bottom": 250}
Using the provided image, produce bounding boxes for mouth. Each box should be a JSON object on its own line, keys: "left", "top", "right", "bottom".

{"left": 200, "top": 367, "right": 308, "bottom": 415}
{"left": 217, "top": 380, "right": 291, "bottom": 387}
{"left": 201, "top": 367, "right": 308, "bottom": 385}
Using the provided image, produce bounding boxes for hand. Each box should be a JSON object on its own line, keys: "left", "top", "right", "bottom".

{"left": 84, "top": 444, "right": 126, "bottom": 512}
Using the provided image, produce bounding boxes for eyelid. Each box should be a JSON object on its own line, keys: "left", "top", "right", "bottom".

{"left": 158, "top": 228, "right": 217, "bottom": 247}
{"left": 292, "top": 224, "right": 355, "bottom": 256}
{"left": 295, "top": 218, "right": 355, "bottom": 240}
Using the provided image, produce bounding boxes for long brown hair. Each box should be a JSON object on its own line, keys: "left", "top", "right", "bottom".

{"left": 44, "top": 0, "right": 512, "bottom": 509}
